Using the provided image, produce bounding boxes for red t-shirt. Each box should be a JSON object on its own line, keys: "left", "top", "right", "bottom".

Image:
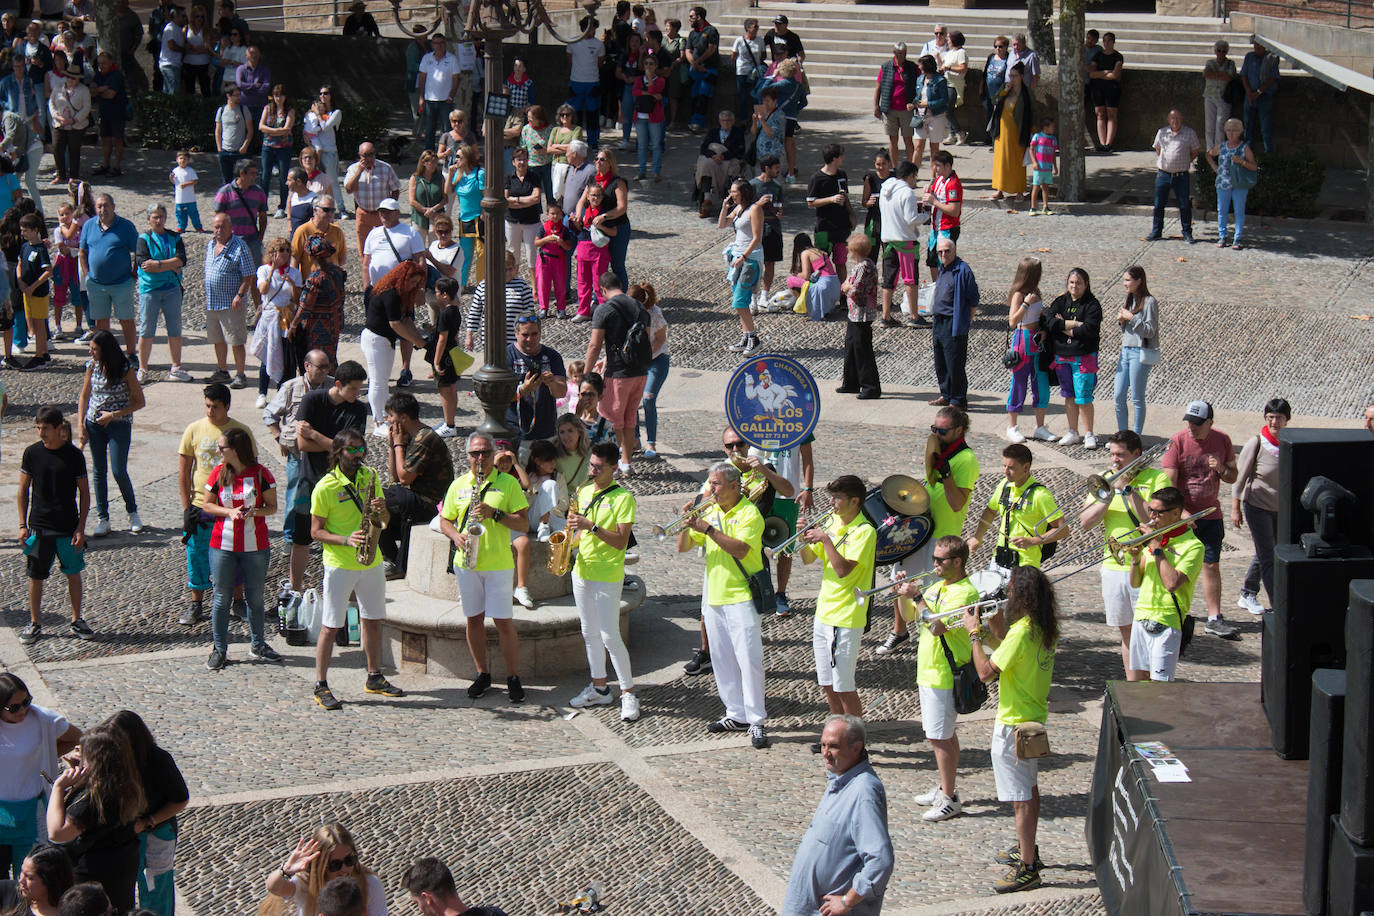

{"left": 1161, "top": 427, "right": 1234, "bottom": 516}
{"left": 930, "top": 172, "right": 962, "bottom": 233}
{"left": 206, "top": 463, "right": 276, "bottom": 552}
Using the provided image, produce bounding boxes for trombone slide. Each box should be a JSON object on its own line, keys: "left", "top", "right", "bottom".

{"left": 919, "top": 599, "right": 1005, "bottom": 626}
{"left": 772, "top": 511, "right": 836, "bottom": 557}
{"left": 852, "top": 567, "right": 938, "bottom": 602}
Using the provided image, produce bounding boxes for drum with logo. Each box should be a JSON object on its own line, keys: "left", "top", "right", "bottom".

{"left": 968, "top": 566, "right": 1011, "bottom": 602}
{"left": 861, "top": 474, "right": 934, "bottom": 565}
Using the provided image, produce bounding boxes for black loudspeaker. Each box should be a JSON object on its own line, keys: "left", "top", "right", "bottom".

{"left": 1327, "top": 815, "right": 1374, "bottom": 916}
{"left": 1305, "top": 669, "right": 1348, "bottom": 916}
{"left": 1341, "top": 580, "right": 1374, "bottom": 845}
{"left": 1278, "top": 429, "right": 1374, "bottom": 548}
{"left": 1263, "top": 548, "right": 1374, "bottom": 759}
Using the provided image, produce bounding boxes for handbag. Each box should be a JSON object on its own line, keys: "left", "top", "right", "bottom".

{"left": 732, "top": 551, "right": 776, "bottom": 616}
{"left": 1171, "top": 593, "right": 1196, "bottom": 657}
{"left": 1139, "top": 346, "right": 1161, "bottom": 366}
{"left": 1002, "top": 328, "right": 1019, "bottom": 369}
{"left": 551, "top": 161, "right": 570, "bottom": 199}
{"left": 938, "top": 632, "right": 989, "bottom": 715}
{"left": 1014, "top": 722, "right": 1051, "bottom": 759}
{"left": 1230, "top": 145, "right": 1258, "bottom": 190}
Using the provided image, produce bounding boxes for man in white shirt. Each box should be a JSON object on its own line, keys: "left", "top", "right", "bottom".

{"left": 362, "top": 198, "right": 425, "bottom": 290}
{"left": 566, "top": 17, "right": 604, "bottom": 148}
{"left": 417, "top": 35, "right": 460, "bottom": 154}
{"left": 730, "top": 18, "right": 764, "bottom": 121}
{"left": 158, "top": 6, "right": 187, "bottom": 95}
{"left": 920, "top": 23, "right": 948, "bottom": 67}
{"left": 878, "top": 160, "right": 923, "bottom": 325}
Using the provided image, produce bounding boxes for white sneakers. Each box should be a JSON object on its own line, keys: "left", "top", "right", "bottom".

{"left": 569, "top": 684, "right": 641, "bottom": 722}
{"left": 513, "top": 586, "right": 535, "bottom": 609}
{"left": 371, "top": 424, "right": 389, "bottom": 438}
{"left": 128, "top": 511, "right": 144, "bottom": 534}
{"left": 923, "top": 791, "right": 963, "bottom": 822}
{"left": 1084, "top": 432, "right": 1099, "bottom": 450}
{"left": 255, "top": 394, "right": 269, "bottom": 409}
{"left": 1030, "top": 426, "right": 1059, "bottom": 442}
{"left": 620, "top": 692, "right": 641, "bottom": 722}
{"left": 1005, "top": 427, "right": 1026, "bottom": 443}
{"left": 1058, "top": 431, "right": 1082, "bottom": 447}
{"left": 915, "top": 784, "right": 941, "bottom": 805}
{"left": 1237, "top": 593, "right": 1265, "bottom": 616}
{"left": 92, "top": 518, "right": 111, "bottom": 537}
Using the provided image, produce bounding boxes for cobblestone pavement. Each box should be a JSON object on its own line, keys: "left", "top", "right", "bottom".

{"left": 0, "top": 96, "right": 1333, "bottom": 916}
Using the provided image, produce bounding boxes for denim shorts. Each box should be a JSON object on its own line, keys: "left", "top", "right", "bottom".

{"left": 138, "top": 287, "right": 184, "bottom": 338}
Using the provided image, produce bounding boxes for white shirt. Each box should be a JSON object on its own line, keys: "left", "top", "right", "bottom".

{"left": 257, "top": 264, "right": 302, "bottom": 311}
{"left": 0, "top": 706, "right": 68, "bottom": 802}
{"left": 290, "top": 873, "right": 387, "bottom": 916}
{"left": 363, "top": 222, "right": 424, "bottom": 284}
{"left": 303, "top": 108, "right": 341, "bottom": 154}
{"left": 428, "top": 239, "right": 462, "bottom": 272}
{"left": 568, "top": 37, "right": 604, "bottom": 83}
{"left": 159, "top": 22, "right": 185, "bottom": 67}
{"left": 749, "top": 443, "right": 805, "bottom": 493}
{"left": 732, "top": 36, "right": 764, "bottom": 76}
{"left": 920, "top": 39, "right": 946, "bottom": 66}
{"left": 172, "top": 165, "right": 198, "bottom": 205}
{"left": 418, "top": 50, "right": 461, "bottom": 102}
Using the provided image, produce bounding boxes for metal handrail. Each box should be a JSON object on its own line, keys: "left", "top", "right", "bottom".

{"left": 1227, "top": 0, "right": 1374, "bottom": 29}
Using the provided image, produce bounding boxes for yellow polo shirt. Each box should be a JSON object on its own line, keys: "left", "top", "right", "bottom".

{"left": 440, "top": 470, "right": 529, "bottom": 572}
{"left": 572, "top": 481, "right": 637, "bottom": 583}
{"left": 990, "top": 616, "right": 1056, "bottom": 726}
{"left": 1090, "top": 467, "right": 1170, "bottom": 572}
{"left": 1136, "top": 528, "right": 1205, "bottom": 629}
{"left": 806, "top": 513, "right": 877, "bottom": 630}
{"left": 988, "top": 476, "right": 1059, "bottom": 568}
{"left": 928, "top": 446, "right": 980, "bottom": 538}
{"left": 309, "top": 465, "right": 384, "bottom": 571}
{"left": 916, "top": 576, "right": 979, "bottom": 690}
{"left": 689, "top": 497, "right": 764, "bottom": 606}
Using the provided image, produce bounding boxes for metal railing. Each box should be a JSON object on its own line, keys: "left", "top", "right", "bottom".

{"left": 1227, "top": 0, "right": 1374, "bottom": 30}
{"left": 232, "top": 0, "right": 445, "bottom": 27}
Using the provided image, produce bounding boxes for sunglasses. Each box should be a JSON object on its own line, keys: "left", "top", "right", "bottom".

{"left": 436, "top": 228, "right": 452, "bottom": 234}
{"left": 217, "top": 443, "right": 233, "bottom": 451}
{"left": 468, "top": 449, "right": 493, "bottom": 457}
{"left": 326, "top": 854, "right": 358, "bottom": 873}
{"left": 315, "top": 205, "right": 334, "bottom": 212}
{"left": 930, "top": 425, "right": 951, "bottom": 434}
{"left": 516, "top": 316, "right": 541, "bottom": 325}
{"left": 588, "top": 461, "right": 608, "bottom": 472}
{"left": 3, "top": 696, "right": 32, "bottom": 714}
{"left": 344, "top": 445, "right": 366, "bottom": 455}
{"left": 1147, "top": 507, "right": 1173, "bottom": 516}
{"left": 932, "top": 555, "right": 956, "bottom": 564}
{"left": 995, "top": 43, "right": 1008, "bottom": 49}
{"left": 594, "top": 156, "right": 609, "bottom": 162}
{"left": 723, "top": 441, "right": 747, "bottom": 451}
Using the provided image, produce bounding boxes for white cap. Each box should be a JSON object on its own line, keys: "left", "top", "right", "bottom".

{"left": 378, "top": 198, "right": 399, "bottom": 211}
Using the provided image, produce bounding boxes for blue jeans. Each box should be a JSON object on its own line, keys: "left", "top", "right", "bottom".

{"left": 619, "top": 84, "right": 634, "bottom": 142}
{"left": 217, "top": 151, "right": 239, "bottom": 186}
{"left": 568, "top": 80, "right": 601, "bottom": 147}
{"left": 260, "top": 145, "right": 291, "bottom": 210}
{"left": 607, "top": 220, "right": 630, "bottom": 290}
{"left": 1112, "top": 346, "right": 1153, "bottom": 434}
{"left": 1151, "top": 170, "right": 1191, "bottom": 236}
{"left": 1217, "top": 185, "right": 1248, "bottom": 244}
{"left": 422, "top": 98, "right": 450, "bottom": 153}
{"left": 282, "top": 451, "right": 302, "bottom": 542}
{"left": 635, "top": 119, "right": 664, "bottom": 176}
{"left": 639, "top": 351, "right": 671, "bottom": 444}
{"left": 931, "top": 316, "right": 968, "bottom": 406}
{"left": 735, "top": 74, "right": 757, "bottom": 120}
{"left": 1243, "top": 93, "right": 1274, "bottom": 152}
{"left": 85, "top": 418, "right": 136, "bottom": 520}
{"left": 209, "top": 546, "right": 269, "bottom": 653}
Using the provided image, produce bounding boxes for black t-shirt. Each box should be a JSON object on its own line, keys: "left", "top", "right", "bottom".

{"left": 807, "top": 169, "right": 853, "bottom": 236}
{"left": 591, "top": 293, "right": 646, "bottom": 379}
{"left": 505, "top": 172, "right": 540, "bottom": 224}
{"left": 686, "top": 23, "right": 720, "bottom": 69}
{"left": 365, "top": 287, "right": 406, "bottom": 343}
{"left": 437, "top": 303, "right": 463, "bottom": 340}
{"left": 20, "top": 241, "right": 50, "bottom": 298}
{"left": 767, "top": 28, "right": 803, "bottom": 62}
{"left": 862, "top": 170, "right": 885, "bottom": 238}
{"left": 612, "top": 18, "right": 632, "bottom": 49}
{"left": 1092, "top": 49, "right": 1123, "bottom": 77}
{"left": 21, "top": 441, "right": 87, "bottom": 534}
{"left": 296, "top": 388, "right": 369, "bottom": 482}
{"left": 141, "top": 745, "right": 189, "bottom": 822}
{"left": 64, "top": 788, "right": 139, "bottom": 913}
{"left": 506, "top": 342, "right": 566, "bottom": 441}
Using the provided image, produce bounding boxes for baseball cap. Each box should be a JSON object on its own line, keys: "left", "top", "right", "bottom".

{"left": 1182, "top": 400, "right": 1213, "bottom": 424}
{"left": 774, "top": 14, "right": 788, "bottom": 24}
{"left": 378, "top": 198, "right": 399, "bottom": 211}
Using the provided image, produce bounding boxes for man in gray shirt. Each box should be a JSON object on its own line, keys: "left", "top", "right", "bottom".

{"left": 263, "top": 348, "right": 332, "bottom": 575}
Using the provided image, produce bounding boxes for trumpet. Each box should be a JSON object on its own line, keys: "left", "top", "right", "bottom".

{"left": 920, "top": 598, "right": 1006, "bottom": 626}
{"left": 1105, "top": 508, "right": 1216, "bottom": 565}
{"left": 852, "top": 565, "right": 939, "bottom": 602}
{"left": 771, "top": 510, "right": 836, "bottom": 557}
{"left": 1027, "top": 442, "right": 1168, "bottom": 534}
{"left": 653, "top": 495, "right": 717, "bottom": 540}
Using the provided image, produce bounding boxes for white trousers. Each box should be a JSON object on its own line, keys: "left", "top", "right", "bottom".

{"left": 704, "top": 598, "right": 766, "bottom": 726}
{"left": 505, "top": 221, "right": 539, "bottom": 273}
{"left": 360, "top": 327, "right": 395, "bottom": 425}
{"left": 1203, "top": 96, "right": 1231, "bottom": 152}
{"left": 573, "top": 574, "right": 633, "bottom": 687}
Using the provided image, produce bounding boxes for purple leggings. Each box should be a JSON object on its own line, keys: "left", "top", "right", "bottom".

{"left": 1006, "top": 328, "right": 1051, "bottom": 412}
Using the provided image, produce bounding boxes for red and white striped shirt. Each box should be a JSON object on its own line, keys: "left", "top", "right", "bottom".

{"left": 205, "top": 463, "right": 276, "bottom": 552}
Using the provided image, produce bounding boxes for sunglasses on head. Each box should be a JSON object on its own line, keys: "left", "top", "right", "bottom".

{"left": 326, "top": 854, "right": 357, "bottom": 873}
{"left": 3, "top": 696, "right": 32, "bottom": 714}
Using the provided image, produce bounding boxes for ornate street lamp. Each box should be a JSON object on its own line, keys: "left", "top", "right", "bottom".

{"left": 389, "top": 0, "right": 600, "bottom": 446}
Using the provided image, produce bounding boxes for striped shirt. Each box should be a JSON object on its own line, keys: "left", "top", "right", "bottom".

{"left": 213, "top": 180, "right": 268, "bottom": 239}
{"left": 204, "top": 236, "right": 256, "bottom": 311}
{"left": 344, "top": 159, "right": 400, "bottom": 212}
{"left": 465, "top": 276, "right": 537, "bottom": 347}
{"left": 206, "top": 463, "right": 275, "bottom": 552}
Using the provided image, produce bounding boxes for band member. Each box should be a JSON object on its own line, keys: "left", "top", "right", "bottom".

{"left": 438, "top": 432, "right": 531, "bottom": 703}
{"left": 893, "top": 534, "right": 976, "bottom": 822}
{"left": 963, "top": 565, "right": 1059, "bottom": 894}
{"left": 308, "top": 429, "right": 404, "bottom": 711}
{"left": 1126, "top": 486, "right": 1204, "bottom": 682}
{"left": 967, "top": 444, "right": 1066, "bottom": 571}
{"left": 566, "top": 441, "right": 641, "bottom": 722}
{"left": 1079, "top": 430, "right": 1168, "bottom": 675}
{"left": 747, "top": 432, "right": 812, "bottom": 617}
{"left": 678, "top": 461, "right": 770, "bottom": 750}
{"left": 878, "top": 405, "right": 978, "bottom": 655}
{"left": 799, "top": 475, "right": 876, "bottom": 718}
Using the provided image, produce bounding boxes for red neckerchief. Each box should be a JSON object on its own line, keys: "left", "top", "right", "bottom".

{"left": 693, "top": 20, "right": 708, "bottom": 32}
{"left": 543, "top": 218, "right": 561, "bottom": 237}
{"left": 506, "top": 73, "right": 531, "bottom": 86}
{"left": 584, "top": 204, "right": 602, "bottom": 225}
{"left": 593, "top": 170, "right": 616, "bottom": 191}
{"left": 306, "top": 168, "right": 322, "bottom": 182}
{"left": 933, "top": 436, "right": 966, "bottom": 479}
{"left": 1260, "top": 425, "right": 1280, "bottom": 449}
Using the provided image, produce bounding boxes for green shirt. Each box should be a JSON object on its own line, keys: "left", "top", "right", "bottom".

{"left": 987, "top": 476, "right": 1059, "bottom": 568}
{"left": 1089, "top": 466, "right": 1170, "bottom": 572}
{"left": 916, "top": 577, "right": 978, "bottom": 690}
{"left": 991, "top": 616, "right": 1056, "bottom": 726}
{"left": 572, "top": 481, "right": 637, "bottom": 583}
{"left": 929, "top": 446, "right": 979, "bottom": 539}
{"left": 689, "top": 497, "right": 764, "bottom": 606}
{"left": 806, "top": 513, "right": 877, "bottom": 630}
{"left": 1136, "top": 528, "right": 1205, "bottom": 628}
{"left": 309, "top": 465, "right": 384, "bottom": 570}
{"left": 439, "top": 470, "right": 529, "bottom": 572}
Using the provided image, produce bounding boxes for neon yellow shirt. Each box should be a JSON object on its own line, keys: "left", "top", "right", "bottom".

{"left": 806, "top": 513, "right": 877, "bottom": 630}
{"left": 928, "top": 446, "right": 979, "bottom": 538}
{"left": 572, "top": 481, "right": 637, "bottom": 583}
{"left": 178, "top": 417, "right": 255, "bottom": 508}
{"left": 916, "top": 577, "right": 978, "bottom": 690}
{"left": 689, "top": 497, "right": 764, "bottom": 606}
{"left": 1136, "top": 528, "right": 1205, "bottom": 629}
{"left": 439, "top": 470, "right": 530, "bottom": 572}
{"left": 309, "top": 465, "right": 384, "bottom": 570}
{"left": 990, "top": 616, "right": 1056, "bottom": 725}
{"left": 1089, "top": 467, "right": 1170, "bottom": 572}
{"left": 987, "top": 476, "right": 1059, "bottom": 568}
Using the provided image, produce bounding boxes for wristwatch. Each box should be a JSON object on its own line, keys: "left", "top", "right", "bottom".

{"left": 492, "top": 509, "right": 506, "bottom": 523}
{"left": 1152, "top": 547, "right": 1165, "bottom": 558}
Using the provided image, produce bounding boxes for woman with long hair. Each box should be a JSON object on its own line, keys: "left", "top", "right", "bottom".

{"left": 258, "top": 85, "right": 296, "bottom": 220}
{"left": 990, "top": 62, "right": 1032, "bottom": 202}
{"left": 1003, "top": 256, "right": 1054, "bottom": 444}
{"left": 1041, "top": 267, "right": 1102, "bottom": 448}
{"left": 1113, "top": 265, "right": 1159, "bottom": 435}
{"left": 0, "top": 844, "right": 75, "bottom": 916}
{"left": 76, "top": 329, "right": 145, "bottom": 537}
{"left": 555, "top": 413, "right": 591, "bottom": 493}
{"left": 98, "top": 713, "right": 187, "bottom": 916}
{"left": 263, "top": 823, "right": 387, "bottom": 916}
{"left": 575, "top": 148, "right": 631, "bottom": 289}
{"left": 435, "top": 110, "right": 476, "bottom": 179}
{"left": 202, "top": 425, "right": 280, "bottom": 670}
{"left": 361, "top": 259, "right": 428, "bottom": 436}
{"left": 290, "top": 236, "right": 345, "bottom": 369}
{"left": 46, "top": 729, "right": 146, "bottom": 913}
{"left": 448, "top": 144, "right": 484, "bottom": 289}
{"left": 718, "top": 179, "right": 763, "bottom": 354}
{"left": 0, "top": 676, "right": 81, "bottom": 879}
{"left": 407, "top": 151, "right": 447, "bottom": 247}
{"left": 1232, "top": 397, "right": 1290, "bottom": 616}
{"left": 785, "top": 231, "right": 841, "bottom": 322}
{"left": 302, "top": 87, "right": 343, "bottom": 207}
{"left": 631, "top": 283, "right": 669, "bottom": 458}
{"left": 252, "top": 237, "right": 301, "bottom": 407}
{"left": 519, "top": 104, "right": 554, "bottom": 205}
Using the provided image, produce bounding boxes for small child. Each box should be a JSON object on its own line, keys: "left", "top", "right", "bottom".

{"left": 429, "top": 276, "right": 463, "bottom": 437}
{"left": 524, "top": 439, "right": 567, "bottom": 542}
{"left": 1029, "top": 117, "right": 1059, "bottom": 216}
{"left": 534, "top": 201, "right": 572, "bottom": 318}
{"left": 50, "top": 203, "right": 83, "bottom": 339}
{"left": 16, "top": 212, "right": 51, "bottom": 366}
{"left": 557, "top": 358, "right": 585, "bottom": 414}
{"left": 573, "top": 184, "right": 615, "bottom": 318}
{"left": 170, "top": 150, "right": 204, "bottom": 233}
{"left": 838, "top": 232, "right": 880, "bottom": 399}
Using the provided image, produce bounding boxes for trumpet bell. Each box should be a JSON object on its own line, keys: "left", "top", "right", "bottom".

{"left": 762, "top": 515, "right": 790, "bottom": 550}
{"left": 881, "top": 474, "right": 930, "bottom": 517}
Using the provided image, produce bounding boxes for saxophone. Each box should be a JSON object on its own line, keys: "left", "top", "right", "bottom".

{"left": 355, "top": 468, "right": 386, "bottom": 567}
{"left": 547, "top": 492, "right": 578, "bottom": 576}
{"left": 461, "top": 486, "right": 484, "bottom": 570}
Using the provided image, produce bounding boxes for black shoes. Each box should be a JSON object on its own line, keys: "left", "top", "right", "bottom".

{"left": 365, "top": 673, "right": 405, "bottom": 697}
{"left": 467, "top": 671, "right": 492, "bottom": 699}
{"left": 507, "top": 675, "right": 525, "bottom": 703}
{"left": 684, "top": 649, "right": 712, "bottom": 675}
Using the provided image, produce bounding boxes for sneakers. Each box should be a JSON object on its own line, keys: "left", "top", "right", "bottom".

{"left": 179, "top": 599, "right": 204, "bottom": 625}
{"left": 167, "top": 367, "right": 193, "bottom": 382}
{"left": 397, "top": 368, "right": 413, "bottom": 388}
{"left": 128, "top": 511, "right": 144, "bottom": 533}
{"left": 621, "top": 692, "right": 641, "bottom": 721}
{"left": 684, "top": 648, "right": 712, "bottom": 675}
{"left": 1030, "top": 426, "right": 1059, "bottom": 442}
{"left": 1058, "top": 431, "right": 1082, "bottom": 447}
{"left": 507, "top": 675, "right": 525, "bottom": 703}
{"left": 76, "top": 329, "right": 95, "bottom": 343}
{"left": 707, "top": 716, "right": 746, "bottom": 733}
{"left": 741, "top": 334, "right": 761, "bottom": 356}
{"left": 18, "top": 622, "right": 40, "bottom": 645}
{"left": 874, "top": 631, "right": 909, "bottom": 656}
{"left": 513, "top": 586, "right": 535, "bottom": 609}
{"left": 230, "top": 598, "right": 247, "bottom": 620}
{"left": 434, "top": 423, "right": 459, "bottom": 438}
{"left": 371, "top": 424, "right": 389, "bottom": 439}
{"left": 92, "top": 518, "right": 111, "bottom": 537}
{"left": 914, "top": 784, "right": 942, "bottom": 806}
{"left": 774, "top": 592, "right": 793, "bottom": 618}
{"left": 994, "top": 862, "right": 1042, "bottom": 894}
{"left": 365, "top": 672, "right": 405, "bottom": 697}
{"left": 922, "top": 791, "right": 963, "bottom": 822}
{"left": 314, "top": 682, "right": 343, "bottom": 710}
{"left": 1005, "top": 427, "right": 1026, "bottom": 443}
{"left": 273, "top": 207, "right": 287, "bottom": 220}
{"left": 570, "top": 683, "right": 615, "bottom": 708}
{"left": 997, "top": 844, "right": 1045, "bottom": 870}
{"left": 206, "top": 648, "right": 227, "bottom": 670}
{"left": 250, "top": 642, "right": 283, "bottom": 661}
{"left": 1205, "top": 615, "right": 1240, "bottom": 639}
{"left": 1182, "top": 231, "right": 1196, "bottom": 244}
{"left": 1238, "top": 593, "right": 1265, "bottom": 616}
{"left": 230, "top": 372, "right": 248, "bottom": 389}
{"left": 749, "top": 724, "right": 770, "bottom": 749}
{"left": 69, "top": 618, "right": 94, "bottom": 640}
{"left": 467, "top": 671, "right": 492, "bottom": 698}
{"left": 727, "top": 333, "right": 749, "bottom": 353}
{"left": 136, "top": 368, "right": 148, "bottom": 384}
{"left": 255, "top": 394, "right": 268, "bottom": 409}
{"left": 1084, "top": 432, "right": 1099, "bottom": 450}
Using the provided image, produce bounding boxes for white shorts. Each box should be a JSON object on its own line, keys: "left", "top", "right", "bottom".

{"left": 919, "top": 684, "right": 957, "bottom": 740}
{"left": 991, "top": 722, "right": 1039, "bottom": 802}
{"left": 1101, "top": 566, "right": 1138, "bottom": 627}
{"left": 915, "top": 112, "right": 948, "bottom": 142}
{"left": 812, "top": 619, "right": 862, "bottom": 692}
{"left": 455, "top": 566, "right": 515, "bottom": 619}
{"left": 321, "top": 564, "right": 387, "bottom": 628}
{"left": 1128, "top": 619, "right": 1181, "bottom": 681}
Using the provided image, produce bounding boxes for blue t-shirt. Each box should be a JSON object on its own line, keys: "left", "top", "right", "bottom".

{"left": 0, "top": 173, "right": 20, "bottom": 206}
{"left": 94, "top": 68, "right": 126, "bottom": 121}
{"left": 80, "top": 215, "right": 139, "bottom": 286}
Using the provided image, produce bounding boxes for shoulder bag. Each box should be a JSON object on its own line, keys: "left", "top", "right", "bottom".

{"left": 1230, "top": 143, "right": 1259, "bottom": 190}
{"left": 731, "top": 549, "right": 776, "bottom": 616}
{"left": 938, "top": 631, "right": 989, "bottom": 714}
{"left": 1015, "top": 722, "right": 1051, "bottom": 759}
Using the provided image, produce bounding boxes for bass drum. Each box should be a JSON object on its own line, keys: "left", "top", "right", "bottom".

{"left": 861, "top": 487, "right": 934, "bottom": 565}
{"left": 969, "top": 567, "right": 1010, "bottom": 602}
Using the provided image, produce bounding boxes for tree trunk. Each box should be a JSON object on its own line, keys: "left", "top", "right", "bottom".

{"left": 94, "top": 0, "right": 119, "bottom": 57}
{"left": 1058, "top": 1, "right": 1087, "bottom": 202}
{"left": 1027, "top": 0, "right": 1056, "bottom": 66}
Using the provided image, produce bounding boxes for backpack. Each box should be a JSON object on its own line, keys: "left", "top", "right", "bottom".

{"left": 611, "top": 296, "right": 653, "bottom": 374}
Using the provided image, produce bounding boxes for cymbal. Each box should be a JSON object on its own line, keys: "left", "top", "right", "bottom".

{"left": 881, "top": 474, "right": 930, "bottom": 516}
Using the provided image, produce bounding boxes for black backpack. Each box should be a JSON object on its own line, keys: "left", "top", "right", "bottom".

{"left": 612, "top": 296, "right": 654, "bottom": 374}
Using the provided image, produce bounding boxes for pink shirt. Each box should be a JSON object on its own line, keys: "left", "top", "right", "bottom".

{"left": 1161, "top": 428, "right": 1233, "bottom": 516}
{"left": 206, "top": 463, "right": 275, "bottom": 552}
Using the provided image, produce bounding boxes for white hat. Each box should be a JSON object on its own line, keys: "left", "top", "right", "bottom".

{"left": 378, "top": 198, "right": 399, "bottom": 211}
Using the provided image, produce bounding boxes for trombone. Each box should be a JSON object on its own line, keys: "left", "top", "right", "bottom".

{"left": 852, "top": 565, "right": 939, "bottom": 602}
{"left": 920, "top": 598, "right": 1006, "bottom": 626}
{"left": 771, "top": 510, "right": 836, "bottom": 557}
{"left": 1026, "top": 442, "right": 1168, "bottom": 534}
{"left": 1105, "top": 508, "right": 1216, "bottom": 565}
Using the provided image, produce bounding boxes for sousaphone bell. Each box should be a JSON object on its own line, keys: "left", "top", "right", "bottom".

{"left": 762, "top": 515, "right": 790, "bottom": 550}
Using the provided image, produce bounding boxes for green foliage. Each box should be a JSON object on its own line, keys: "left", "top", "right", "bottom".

{"left": 132, "top": 91, "right": 392, "bottom": 153}
{"left": 1193, "top": 149, "right": 1325, "bottom": 218}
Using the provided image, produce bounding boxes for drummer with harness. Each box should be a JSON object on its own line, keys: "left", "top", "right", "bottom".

{"left": 967, "top": 443, "right": 1067, "bottom": 573}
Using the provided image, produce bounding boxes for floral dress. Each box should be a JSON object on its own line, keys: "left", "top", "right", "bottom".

{"left": 296, "top": 263, "right": 345, "bottom": 368}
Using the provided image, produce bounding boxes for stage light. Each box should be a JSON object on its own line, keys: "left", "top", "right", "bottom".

{"left": 1300, "top": 475, "right": 1360, "bottom": 558}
